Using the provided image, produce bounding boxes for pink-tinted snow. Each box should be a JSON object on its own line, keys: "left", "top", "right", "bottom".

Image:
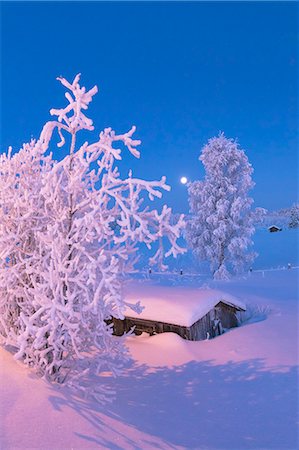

{"left": 1, "top": 269, "right": 298, "bottom": 449}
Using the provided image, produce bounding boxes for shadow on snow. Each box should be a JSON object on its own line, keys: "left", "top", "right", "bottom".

{"left": 48, "top": 358, "right": 298, "bottom": 450}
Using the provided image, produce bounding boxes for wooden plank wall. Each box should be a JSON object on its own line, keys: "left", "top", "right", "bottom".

{"left": 216, "top": 302, "right": 238, "bottom": 328}
{"left": 111, "top": 303, "right": 239, "bottom": 341}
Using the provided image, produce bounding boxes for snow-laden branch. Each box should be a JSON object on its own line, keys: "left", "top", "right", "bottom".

{"left": 50, "top": 73, "right": 98, "bottom": 132}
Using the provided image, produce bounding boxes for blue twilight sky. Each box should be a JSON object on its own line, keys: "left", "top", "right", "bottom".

{"left": 1, "top": 1, "right": 298, "bottom": 213}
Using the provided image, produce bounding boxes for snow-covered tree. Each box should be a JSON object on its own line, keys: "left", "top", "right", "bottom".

{"left": 288, "top": 203, "right": 299, "bottom": 228}
{"left": 186, "top": 133, "right": 265, "bottom": 280}
{"left": 0, "top": 74, "right": 185, "bottom": 398}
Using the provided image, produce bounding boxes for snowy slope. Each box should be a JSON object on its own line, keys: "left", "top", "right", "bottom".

{"left": 142, "top": 228, "right": 299, "bottom": 274}
{"left": 0, "top": 269, "right": 298, "bottom": 450}
{"left": 252, "top": 228, "right": 298, "bottom": 269}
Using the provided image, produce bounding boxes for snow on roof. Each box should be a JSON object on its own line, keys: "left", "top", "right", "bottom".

{"left": 268, "top": 225, "right": 281, "bottom": 229}
{"left": 123, "top": 282, "right": 246, "bottom": 327}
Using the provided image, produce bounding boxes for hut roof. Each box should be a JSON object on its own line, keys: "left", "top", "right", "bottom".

{"left": 123, "top": 283, "right": 246, "bottom": 327}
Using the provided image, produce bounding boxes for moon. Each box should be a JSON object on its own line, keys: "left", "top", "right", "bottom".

{"left": 180, "top": 176, "right": 188, "bottom": 185}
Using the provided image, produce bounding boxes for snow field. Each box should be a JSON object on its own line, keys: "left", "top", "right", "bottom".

{"left": 1, "top": 269, "right": 298, "bottom": 449}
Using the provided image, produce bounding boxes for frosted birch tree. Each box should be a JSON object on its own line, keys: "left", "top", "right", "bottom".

{"left": 0, "top": 74, "right": 185, "bottom": 398}
{"left": 186, "top": 133, "right": 265, "bottom": 279}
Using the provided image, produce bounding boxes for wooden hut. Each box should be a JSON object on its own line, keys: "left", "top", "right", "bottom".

{"left": 268, "top": 225, "right": 282, "bottom": 233}
{"left": 111, "top": 284, "right": 246, "bottom": 341}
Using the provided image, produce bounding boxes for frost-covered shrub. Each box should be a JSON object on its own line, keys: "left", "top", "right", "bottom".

{"left": 0, "top": 141, "right": 53, "bottom": 348}
{"left": 0, "top": 74, "right": 185, "bottom": 395}
{"left": 186, "top": 133, "right": 266, "bottom": 280}
{"left": 237, "top": 304, "right": 272, "bottom": 325}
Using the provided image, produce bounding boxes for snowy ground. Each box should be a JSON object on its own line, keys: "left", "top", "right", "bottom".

{"left": 0, "top": 269, "right": 298, "bottom": 450}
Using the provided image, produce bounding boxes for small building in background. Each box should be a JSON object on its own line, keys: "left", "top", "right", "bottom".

{"left": 268, "top": 225, "right": 282, "bottom": 233}
{"left": 111, "top": 284, "right": 246, "bottom": 341}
